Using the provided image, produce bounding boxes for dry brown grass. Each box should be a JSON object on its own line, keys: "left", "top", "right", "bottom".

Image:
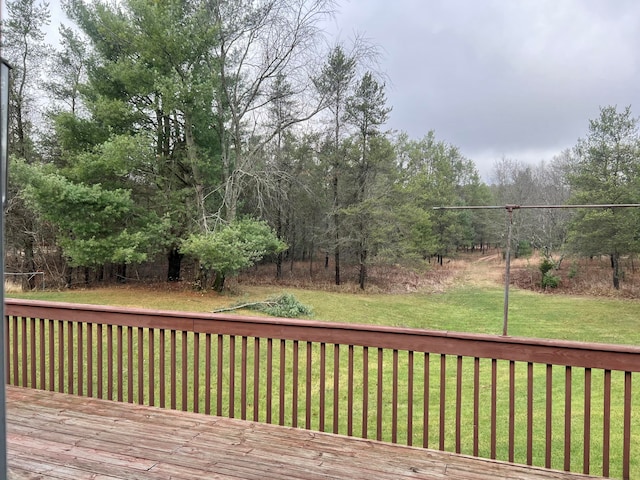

{"left": 235, "top": 259, "right": 461, "bottom": 294}
{"left": 237, "top": 251, "right": 640, "bottom": 299}
{"left": 510, "top": 254, "right": 640, "bottom": 298}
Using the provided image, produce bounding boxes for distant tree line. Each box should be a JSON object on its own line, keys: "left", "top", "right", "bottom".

{"left": 2, "top": 0, "right": 639, "bottom": 290}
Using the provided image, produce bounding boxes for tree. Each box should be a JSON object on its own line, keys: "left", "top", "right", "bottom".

{"left": 1, "top": 0, "right": 50, "bottom": 161}
{"left": 181, "top": 218, "right": 286, "bottom": 292}
{"left": 567, "top": 105, "right": 640, "bottom": 289}
{"left": 344, "top": 71, "right": 391, "bottom": 288}
{"left": 63, "top": 0, "right": 221, "bottom": 281}
{"left": 45, "top": 25, "right": 86, "bottom": 116}
{"left": 315, "top": 45, "right": 357, "bottom": 285}
{"left": 396, "top": 132, "right": 481, "bottom": 262}
{"left": 21, "top": 161, "right": 167, "bottom": 276}
{"left": 2, "top": 0, "right": 51, "bottom": 288}
{"left": 209, "top": 0, "right": 333, "bottom": 223}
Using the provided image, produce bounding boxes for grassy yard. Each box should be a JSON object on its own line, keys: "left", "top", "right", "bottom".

{"left": 7, "top": 264, "right": 640, "bottom": 478}
{"left": 10, "top": 280, "right": 640, "bottom": 345}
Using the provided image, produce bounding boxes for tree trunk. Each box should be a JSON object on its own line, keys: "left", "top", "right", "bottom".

{"left": 611, "top": 253, "right": 621, "bottom": 290}
{"left": 213, "top": 272, "right": 226, "bottom": 292}
{"left": 167, "top": 248, "right": 183, "bottom": 282}
{"left": 358, "top": 248, "right": 367, "bottom": 290}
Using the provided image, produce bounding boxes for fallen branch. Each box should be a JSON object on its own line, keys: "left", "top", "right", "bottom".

{"left": 212, "top": 293, "right": 313, "bottom": 318}
{"left": 213, "top": 301, "right": 278, "bottom": 313}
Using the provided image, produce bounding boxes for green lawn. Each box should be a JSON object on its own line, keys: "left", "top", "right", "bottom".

{"left": 9, "top": 282, "right": 640, "bottom": 478}
{"left": 12, "top": 282, "right": 640, "bottom": 345}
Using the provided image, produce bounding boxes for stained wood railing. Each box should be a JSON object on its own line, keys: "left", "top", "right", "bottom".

{"left": 4, "top": 298, "right": 639, "bottom": 479}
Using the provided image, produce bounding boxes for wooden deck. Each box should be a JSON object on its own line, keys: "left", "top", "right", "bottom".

{"left": 6, "top": 386, "right": 602, "bottom": 480}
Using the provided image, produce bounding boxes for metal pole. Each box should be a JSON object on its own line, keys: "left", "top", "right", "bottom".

{"left": 503, "top": 207, "right": 514, "bottom": 336}
{"left": 433, "top": 203, "right": 640, "bottom": 336}
{"left": 0, "top": 58, "right": 11, "bottom": 480}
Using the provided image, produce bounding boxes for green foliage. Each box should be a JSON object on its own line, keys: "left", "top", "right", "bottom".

{"left": 541, "top": 272, "right": 560, "bottom": 289}
{"left": 516, "top": 241, "right": 532, "bottom": 258}
{"left": 539, "top": 257, "right": 555, "bottom": 276}
{"left": 568, "top": 262, "right": 579, "bottom": 279}
{"left": 181, "top": 218, "right": 287, "bottom": 278}
{"left": 245, "top": 293, "right": 313, "bottom": 318}
{"left": 20, "top": 160, "right": 167, "bottom": 267}
{"left": 567, "top": 106, "right": 640, "bottom": 256}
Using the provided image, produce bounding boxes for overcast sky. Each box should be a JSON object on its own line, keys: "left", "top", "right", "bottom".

{"left": 325, "top": 0, "right": 640, "bottom": 180}
{"left": 43, "top": 1, "right": 640, "bottom": 181}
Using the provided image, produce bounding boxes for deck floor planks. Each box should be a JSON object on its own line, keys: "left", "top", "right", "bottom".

{"left": 7, "top": 386, "right": 602, "bottom": 480}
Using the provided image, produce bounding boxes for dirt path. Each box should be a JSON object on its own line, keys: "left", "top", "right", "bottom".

{"left": 451, "top": 254, "right": 505, "bottom": 288}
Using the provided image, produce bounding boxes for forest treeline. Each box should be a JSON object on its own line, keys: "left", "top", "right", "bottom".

{"left": 2, "top": 0, "right": 640, "bottom": 291}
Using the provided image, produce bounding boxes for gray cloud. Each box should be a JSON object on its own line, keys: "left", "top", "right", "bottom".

{"left": 328, "top": 0, "right": 640, "bottom": 178}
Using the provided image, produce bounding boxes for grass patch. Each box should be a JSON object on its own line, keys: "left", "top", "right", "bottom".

{"left": 10, "top": 282, "right": 640, "bottom": 345}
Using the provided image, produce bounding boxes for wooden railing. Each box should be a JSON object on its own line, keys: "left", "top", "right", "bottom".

{"left": 4, "top": 298, "right": 639, "bottom": 479}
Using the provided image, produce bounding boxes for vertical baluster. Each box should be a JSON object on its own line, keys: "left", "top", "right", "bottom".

{"left": 305, "top": 341, "right": 312, "bottom": 430}
{"left": 11, "top": 316, "right": 18, "bottom": 386}
{"left": 319, "top": 342, "right": 326, "bottom": 432}
{"left": 77, "top": 322, "right": 83, "bottom": 396}
{"left": 96, "top": 324, "right": 103, "bottom": 398}
{"left": 149, "top": 329, "right": 155, "bottom": 406}
{"left": 5, "top": 316, "right": 11, "bottom": 386}
{"left": 583, "top": 368, "right": 591, "bottom": 475}
{"left": 455, "top": 355, "right": 462, "bottom": 454}
{"left": 377, "top": 348, "right": 383, "bottom": 442}
{"left": 193, "top": 332, "right": 199, "bottom": 413}
{"left": 29, "top": 317, "right": 35, "bottom": 389}
{"left": 622, "top": 371, "right": 631, "bottom": 480}
{"left": 407, "top": 350, "right": 414, "bottom": 447}
{"left": 21, "top": 317, "right": 27, "bottom": 387}
{"left": 545, "top": 364, "right": 553, "bottom": 468}
{"left": 205, "top": 333, "right": 211, "bottom": 415}
{"left": 292, "top": 340, "right": 299, "bottom": 428}
{"left": 67, "top": 321, "right": 74, "bottom": 394}
{"left": 127, "top": 326, "right": 133, "bottom": 403}
{"left": 159, "top": 329, "right": 165, "bottom": 408}
{"left": 362, "top": 346, "right": 369, "bottom": 439}
{"left": 116, "top": 325, "right": 124, "bottom": 402}
{"left": 602, "top": 369, "right": 611, "bottom": 477}
{"left": 333, "top": 344, "right": 340, "bottom": 434}
{"left": 138, "top": 327, "right": 144, "bottom": 405}
{"left": 527, "top": 362, "right": 533, "bottom": 465}
{"left": 48, "top": 320, "right": 55, "bottom": 392}
{"left": 229, "top": 335, "right": 235, "bottom": 418}
{"left": 39, "top": 318, "right": 45, "bottom": 390}
{"left": 241, "top": 336, "right": 247, "bottom": 420}
{"left": 348, "top": 344, "right": 354, "bottom": 437}
{"left": 266, "top": 337, "right": 272, "bottom": 424}
{"left": 217, "top": 335, "right": 223, "bottom": 416}
{"left": 392, "top": 349, "right": 398, "bottom": 444}
{"left": 86, "top": 323, "right": 92, "bottom": 398}
{"left": 564, "top": 366, "right": 572, "bottom": 471}
{"left": 439, "top": 354, "right": 446, "bottom": 451}
{"left": 473, "top": 357, "right": 480, "bottom": 457}
{"left": 125, "top": 327, "right": 133, "bottom": 403}
{"left": 170, "top": 329, "right": 176, "bottom": 410}
{"left": 277, "top": 338, "right": 285, "bottom": 425}
{"left": 424, "top": 353, "right": 430, "bottom": 449}
{"left": 253, "top": 337, "right": 260, "bottom": 422}
{"left": 508, "top": 360, "right": 515, "bottom": 463}
{"left": 491, "top": 358, "right": 497, "bottom": 459}
{"left": 181, "top": 331, "right": 188, "bottom": 411}
{"left": 58, "top": 320, "right": 64, "bottom": 394}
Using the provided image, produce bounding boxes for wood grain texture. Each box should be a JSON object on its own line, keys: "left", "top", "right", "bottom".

{"left": 6, "top": 386, "right": 601, "bottom": 480}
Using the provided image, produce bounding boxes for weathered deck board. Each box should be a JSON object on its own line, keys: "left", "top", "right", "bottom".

{"left": 7, "top": 386, "right": 601, "bottom": 480}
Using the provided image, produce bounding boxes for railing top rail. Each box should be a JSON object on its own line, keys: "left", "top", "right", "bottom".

{"left": 5, "top": 298, "right": 640, "bottom": 372}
